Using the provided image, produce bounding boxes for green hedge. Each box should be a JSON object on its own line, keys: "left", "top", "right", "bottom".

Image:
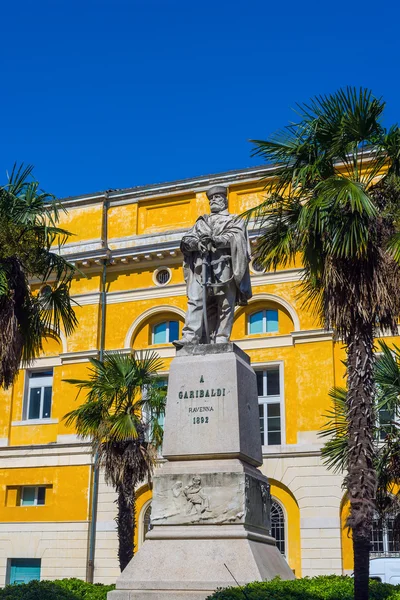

{"left": 206, "top": 575, "right": 400, "bottom": 600}
{"left": 0, "top": 579, "right": 115, "bottom": 600}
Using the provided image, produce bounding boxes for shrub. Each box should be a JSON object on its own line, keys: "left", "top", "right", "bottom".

{"left": 206, "top": 575, "right": 400, "bottom": 600}
{"left": 56, "top": 578, "right": 115, "bottom": 599}
{"left": 0, "top": 580, "right": 77, "bottom": 600}
{"left": 0, "top": 579, "right": 115, "bottom": 600}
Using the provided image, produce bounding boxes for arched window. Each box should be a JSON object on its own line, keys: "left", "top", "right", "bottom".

{"left": 142, "top": 503, "right": 153, "bottom": 544}
{"left": 152, "top": 320, "right": 179, "bottom": 344}
{"left": 248, "top": 310, "right": 278, "bottom": 335}
{"left": 371, "top": 513, "right": 400, "bottom": 555}
{"left": 271, "top": 500, "right": 286, "bottom": 556}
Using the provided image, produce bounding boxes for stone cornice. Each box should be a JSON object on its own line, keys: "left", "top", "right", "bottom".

{"left": 60, "top": 165, "right": 276, "bottom": 208}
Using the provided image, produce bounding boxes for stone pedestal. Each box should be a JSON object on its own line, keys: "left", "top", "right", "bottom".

{"left": 109, "top": 344, "right": 294, "bottom": 600}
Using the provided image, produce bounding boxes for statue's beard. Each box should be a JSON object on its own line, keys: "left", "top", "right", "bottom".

{"left": 210, "top": 200, "right": 227, "bottom": 213}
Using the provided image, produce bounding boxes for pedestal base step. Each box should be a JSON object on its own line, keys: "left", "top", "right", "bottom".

{"left": 108, "top": 535, "right": 294, "bottom": 600}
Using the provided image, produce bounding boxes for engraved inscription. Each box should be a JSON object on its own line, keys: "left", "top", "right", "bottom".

{"left": 192, "top": 416, "right": 209, "bottom": 424}
{"left": 178, "top": 388, "right": 225, "bottom": 399}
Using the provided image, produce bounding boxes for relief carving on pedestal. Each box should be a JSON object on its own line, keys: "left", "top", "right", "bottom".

{"left": 151, "top": 472, "right": 246, "bottom": 525}
{"left": 183, "top": 476, "right": 211, "bottom": 516}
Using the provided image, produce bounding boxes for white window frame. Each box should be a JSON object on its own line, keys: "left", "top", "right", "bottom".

{"left": 23, "top": 370, "right": 53, "bottom": 421}
{"left": 247, "top": 309, "right": 279, "bottom": 335}
{"left": 19, "top": 486, "right": 47, "bottom": 507}
{"left": 152, "top": 321, "right": 178, "bottom": 345}
{"left": 371, "top": 512, "right": 400, "bottom": 556}
{"left": 254, "top": 361, "right": 285, "bottom": 446}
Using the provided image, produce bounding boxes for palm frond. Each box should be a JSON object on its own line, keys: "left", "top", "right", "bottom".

{"left": 386, "top": 232, "right": 400, "bottom": 264}
{"left": 375, "top": 341, "right": 400, "bottom": 414}
{"left": 38, "top": 283, "right": 78, "bottom": 337}
{"left": 319, "top": 387, "right": 349, "bottom": 473}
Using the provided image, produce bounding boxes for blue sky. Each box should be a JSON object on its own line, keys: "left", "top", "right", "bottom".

{"left": 1, "top": 0, "right": 400, "bottom": 198}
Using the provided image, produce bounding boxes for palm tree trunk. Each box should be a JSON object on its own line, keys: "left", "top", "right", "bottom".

{"left": 345, "top": 321, "right": 376, "bottom": 600}
{"left": 116, "top": 474, "right": 134, "bottom": 572}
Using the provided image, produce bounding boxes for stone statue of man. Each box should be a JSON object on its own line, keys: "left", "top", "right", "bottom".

{"left": 174, "top": 185, "right": 252, "bottom": 347}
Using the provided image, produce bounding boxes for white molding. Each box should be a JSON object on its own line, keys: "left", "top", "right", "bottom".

{"left": 0, "top": 438, "right": 8, "bottom": 447}
{"left": 292, "top": 330, "right": 333, "bottom": 344}
{"left": 72, "top": 278, "right": 304, "bottom": 308}
{"left": 108, "top": 285, "right": 187, "bottom": 305}
{"left": 0, "top": 521, "right": 89, "bottom": 532}
{"left": 72, "top": 285, "right": 187, "bottom": 307}
{"left": 147, "top": 346, "right": 176, "bottom": 358}
{"left": 235, "top": 335, "right": 293, "bottom": 350}
{"left": 251, "top": 268, "right": 302, "bottom": 286}
{"left": 262, "top": 443, "right": 322, "bottom": 457}
{"left": 56, "top": 434, "right": 82, "bottom": 444}
{"left": 109, "top": 230, "right": 184, "bottom": 249}
{"left": 57, "top": 238, "right": 103, "bottom": 256}
{"left": 60, "top": 349, "right": 99, "bottom": 364}
{"left": 60, "top": 165, "right": 277, "bottom": 208}
{"left": 71, "top": 292, "right": 101, "bottom": 306}
{"left": 11, "top": 418, "right": 59, "bottom": 426}
{"left": 23, "top": 356, "right": 62, "bottom": 369}
{"left": 124, "top": 305, "right": 186, "bottom": 348}
{"left": 0, "top": 443, "right": 91, "bottom": 458}
{"left": 243, "top": 293, "right": 301, "bottom": 331}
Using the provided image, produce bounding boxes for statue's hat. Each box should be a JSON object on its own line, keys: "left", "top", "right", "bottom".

{"left": 206, "top": 185, "right": 228, "bottom": 199}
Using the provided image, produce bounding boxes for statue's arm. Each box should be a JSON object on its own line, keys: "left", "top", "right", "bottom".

{"left": 212, "top": 223, "right": 246, "bottom": 249}
{"left": 181, "top": 234, "right": 200, "bottom": 252}
{"left": 211, "top": 232, "right": 233, "bottom": 249}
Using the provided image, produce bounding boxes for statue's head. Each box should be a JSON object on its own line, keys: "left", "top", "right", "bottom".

{"left": 206, "top": 185, "right": 228, "bottom": 213}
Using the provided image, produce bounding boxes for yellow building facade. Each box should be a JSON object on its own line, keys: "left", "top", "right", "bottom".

{"left": 0, "top": 165, "right": 396, "bottom": 585}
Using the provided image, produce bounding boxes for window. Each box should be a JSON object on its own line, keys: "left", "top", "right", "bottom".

{"left": 142, "top": 503, "right": 153, "bottom": 544}
{"left": 154, "top": 268, "right": 171, "bottom": 286}
{"left": 271, "top": 501, "right": 286, "bottom": 556}
{"left": 248, "top": 310, "right": 278, "bottom": 334}
{"left": 152, "top": 321, "right": 179, "bottom": 344}
{"left": 142, "top": 377, "right": 167, "bottom": 444}
{"left": 251, "top": 258, "right": 265, "bottom": 274}
{"left": 24, "top": 370, "right": 53, "bottom": 420}
{"left": 19, "top": 486, "right": 47, "bottom": 506}
{"left": 378, "top": 406, "right": 395, "bottom": 441}
{"left": 8, "top": 559, "right": 41, "bottom": 585}
{"left": 371, "top": 513, "right": 400, "bottom": 556}
{"left": 256, "top": 366, "right": 283, "bottom": 445}
{"left": 153, "top": 377, "right": 167, "bottom": 431}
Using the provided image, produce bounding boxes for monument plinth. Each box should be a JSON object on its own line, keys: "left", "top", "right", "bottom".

{"left": 162, "top": 343, "right": 262, "bottom": 465}
{"left": 109, "top": 344, "right": 294, "bottom": 600}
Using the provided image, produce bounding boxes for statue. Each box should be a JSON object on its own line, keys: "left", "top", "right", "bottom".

{"left": 174, "top": 185, "right": 252, "bottom": 347}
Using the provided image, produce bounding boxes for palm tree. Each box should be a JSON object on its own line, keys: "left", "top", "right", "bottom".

{"left": 0, "top": 164, "right": 77, "bottom": 388}
{"left": 64, "top": 351, "right": 165, "bottom": 571}
{"left": 245, "top": 88, "right": 400, "bottom": 599}
{"left": 320, "top": 341, "right": 400, "bottom": 557}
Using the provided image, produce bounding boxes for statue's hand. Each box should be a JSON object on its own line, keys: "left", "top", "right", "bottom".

{"left": 198, "top": 235, "right": 212, "bottom": 253}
